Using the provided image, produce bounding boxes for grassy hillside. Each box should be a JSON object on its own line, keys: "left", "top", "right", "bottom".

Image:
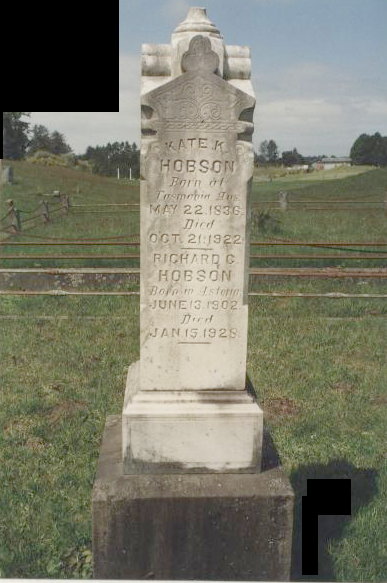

{"left": 1, "top": 161, "right": 386, "bottom": 269}
{"left": 252, "top": 165, "right": 386, "bottom": 200}
{"left": 253, "top": 163, "right": 375, "bottom": 185}
{"left": 0, "top": 160, "right": 140, "bottom": 267}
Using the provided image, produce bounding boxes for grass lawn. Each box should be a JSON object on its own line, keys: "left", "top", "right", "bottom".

{"left": 0, "top": 295, "right": 386, "bottom": 580}
{"left": 0, "top": 161, "right": 386, "bottom": 580}
{"left": 253, "top": 163, "right": 375, "bottom": 183}
{"left": 0, "top": 161, "right": 140, "bottom": 269}
{"left": 1, "top": 161, "right": 386, "bottom": 270}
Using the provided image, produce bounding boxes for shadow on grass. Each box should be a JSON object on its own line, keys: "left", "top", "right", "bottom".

{"left": 290, "top": 459, "right": 378, "bottom": 581}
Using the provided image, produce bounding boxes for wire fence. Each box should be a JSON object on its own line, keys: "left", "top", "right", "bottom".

{"left": 1, "top": 289, "right": 386, "bottom": 298}
{"left": 2, "top": 190, "right": 386, "bottom": 237}
{"left": 1, "top": 194, "right": 70, "bottom": 234}
{"left": 1, "top": 193, "right": 386, "bottom": 273}
{"left": 1, "top": 267, "right": 385, "bottom": 278}
{"left": 1, "top": 238, "right": 386, "bottom": 262}
{"left": 252, "top": 191, "right": 387, "bottom": 212}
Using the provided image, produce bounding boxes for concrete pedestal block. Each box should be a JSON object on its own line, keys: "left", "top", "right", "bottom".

{"left": 92, "top": 415, "right": 294, "bottom": 580}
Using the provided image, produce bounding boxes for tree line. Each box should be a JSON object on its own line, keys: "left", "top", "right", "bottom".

{"left": 3, "top": 113, "right": 387, "bottom": 170}
{"left": 2, "top": 112, "right": 140, "bottom": 178}
{"left": 80, "top": 142, "right": 139, "bottom": 179}
{"left": 255, "top": 140, "right": 307, "bottom": 166}
{"left": 256, "top": 135, "right": 387, "bottom": 166}
{"left": 349, "top": 133, "right": 387, "bottom": 167}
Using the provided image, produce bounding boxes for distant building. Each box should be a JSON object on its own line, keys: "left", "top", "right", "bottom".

{"left": 286, "top": 164, "right": 310, "bottom": 172}
{"left": 314, "top": 157, "right": 352, "bottom": 170}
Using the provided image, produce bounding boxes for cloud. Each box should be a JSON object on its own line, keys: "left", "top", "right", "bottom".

{"left": 362, "top": 99, "right": 387, "bottom": 117}
{"left": 28, "top": 111, "right": 138, "bottom": 155}
{"left": 161, "top": 0, "right": 190, "bottom": 22}
{"left": 255, "top": 95, "right": 387, "bottom": 155}
{"left": 119, "top": 52, "right": 141, "bottom": 143}
{"left": 252, "top": 61, "right": 387, "bottom": 154}
{"left": 29, "top": 55, "right": 386, "bottom": 158}
{"left": 250, "top": 0, "right": 295, "bottom": 3}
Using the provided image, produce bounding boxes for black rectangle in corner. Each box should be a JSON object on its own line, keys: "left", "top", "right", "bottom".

{"left": 9, "top": 3, "right": 120, "bottom": 111}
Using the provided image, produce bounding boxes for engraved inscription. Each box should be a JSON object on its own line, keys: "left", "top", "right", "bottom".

{"left": 140, "top": 34, "right": 255, "bottom": 390}
{"left": 160, "top": 159, "right": 235, "bottom": 173}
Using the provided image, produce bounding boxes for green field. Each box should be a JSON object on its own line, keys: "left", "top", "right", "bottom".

{"left": 1, "top": 160, "right": 386, "bottom": 269}
{"left": 0, "top": 161, "right": 386, "bottom": 580}
{"left": 253, "top": 163, "right": 376, "bottom": 184}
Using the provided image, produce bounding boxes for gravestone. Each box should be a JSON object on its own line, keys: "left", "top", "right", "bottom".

{"left": 122, "top": 11, "right": 262, "bottom": 474}
{"left": 2, "top": 166, "right": 14, "bottom": 184}
{"left": 279, "top": 190, "right": 289, "bottom": 210}
{"left": 93, "top": 8, "right": 294, "bottom": 580}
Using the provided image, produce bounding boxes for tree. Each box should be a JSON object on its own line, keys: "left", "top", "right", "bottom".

{"left": 50, "top": 131, "right": 72, "bottom": 155}
{"left": 267, "top": 140, "right": 279, "bottom": 163}
{"left": 27, "top": 125, "right": 52, "bottom": 154}
{"left": 258, "top": 139, "right": 279, "bottom": 164}
{"left": 3, "top": 112, "right": 30, "bottom": 159}
{"left": 259, "top": 140, "right": 269, "bottom": 162}
{"left": 281, "top": 148, "right": 304, "bottom": 166}
{"left": 82, "top": 141, "right": 140, "bottom": 178}
{"left": 350, "top": 132, "right": 387, "bottom": 166}
{"left": 27, "top": 125, "right": 72, "bottom": 156}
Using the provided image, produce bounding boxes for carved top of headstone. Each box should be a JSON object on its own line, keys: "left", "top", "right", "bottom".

{"left": 141, "top": 7, "right": 254, "bottom": 96}
{"left": 141, "top": 24, "right": 255, "bottom": 139}
{"left": 181, "top": 35, "right": 219, "bottom": 74}
{"left": 142, "top": 36, "right": 254, "bottom": 138}
{"left": 173, "top": 7, "right": 222, "bottom": 38}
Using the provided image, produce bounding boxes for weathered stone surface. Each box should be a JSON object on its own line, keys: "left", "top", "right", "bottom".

{"left": 140, "top": 32, "right": 255, "bottom": 392}
{"left": 122, "top": 6, "right": 262, "bottom": 473}
{"left": 2, "top": 166, "right": 13, "bottom": 184}
{"left": 93, "top": 415, "right": 294, "bottom": 580}
{"left": 122, "top": 361, "right": 263, "bottom": 473}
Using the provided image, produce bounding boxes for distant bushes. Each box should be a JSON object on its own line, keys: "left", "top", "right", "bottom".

{"left": 350, "top": 132, "right": 387, "bottom": 166}
{"left": 26, "top": 150, "right": 92, "bottom": 172}
{"left": 75, "top": 159, "right": 93, "bottom": 172}
{"left": 27, "top": 151, "right": 68, "bottom": 166}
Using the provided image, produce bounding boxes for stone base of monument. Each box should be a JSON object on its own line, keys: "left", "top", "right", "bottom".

{"left": 92, "top": 415, "right": 294, "bottom": 581}
{"left": 122, "top": 361, "right": 263, "bottom": 473}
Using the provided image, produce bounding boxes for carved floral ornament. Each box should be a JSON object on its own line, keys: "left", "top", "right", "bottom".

{"left": 142, "top": 35, "right": 255, "bottom": 132}
{"left": 181, "top": 35, "right": 219, "bottom": 74}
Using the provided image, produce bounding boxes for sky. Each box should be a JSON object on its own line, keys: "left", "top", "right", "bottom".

{"left": 30, "top": 0, "right": 387, "bottom": 156}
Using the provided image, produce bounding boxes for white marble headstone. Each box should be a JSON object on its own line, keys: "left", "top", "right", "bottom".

{"left": 123, "top": 7, "right": 263, "bottom": 473}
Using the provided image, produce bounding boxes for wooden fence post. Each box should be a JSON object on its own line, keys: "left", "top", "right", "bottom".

{"left": 279, "top": 191, "right": 288, "bottom": 210}
{"left": 7, "top": 199, "right": 21, "bottom": 232}
{"left": 63, "top": 194, "right": 70, "bottom": 214}
{"left": 41, "top": 200, "right": 50, "bottom": 223}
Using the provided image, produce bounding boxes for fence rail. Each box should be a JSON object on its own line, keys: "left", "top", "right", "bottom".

{"left": 2, "top": 190, "right": 386, "bottom": 236}
{"left": 1, "top": 240, "right": 386, "bottom": 247}
{"left": 0, "top": 289, "right": 385, "bottom": 298}
{"left": 2, "top": 254, "right": 387, "bottom": 260}
{"left": 1, "top": 267, "right": 386, "bottom": 278}
{"left": 1, "top": 193, "right": 70, "bottom": 234}
{"left": 2, "top": 191, "right": 386, "bottom": 267}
